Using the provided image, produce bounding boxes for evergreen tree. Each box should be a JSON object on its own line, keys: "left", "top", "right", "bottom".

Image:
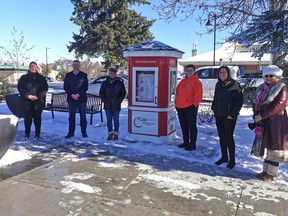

{"left": 228, "top": 10, "right": 288, "bottom": 66}
{"left": 68, "top": 0, "right": 154, "bottom": 68}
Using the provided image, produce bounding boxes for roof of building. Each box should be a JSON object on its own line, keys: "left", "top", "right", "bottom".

{"left": 123, "top": 40, "right": 184, "bottom": 53}
{"left": 0, "top": 65, "right": 29, "bottom": 71}
{"left": 122, "top": 40, "right": 184, "bottom": 58}
{"left": 178, "top": 42, "right": 271, "bottom": 66}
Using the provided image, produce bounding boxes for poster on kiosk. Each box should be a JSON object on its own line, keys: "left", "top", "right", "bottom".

{"left": 123, "top": 40, "right": 184, "bottom": 143}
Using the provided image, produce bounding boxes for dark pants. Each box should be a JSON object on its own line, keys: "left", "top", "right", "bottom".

{"left": 68, "top": 101, "right": 87, "bottom": 135}
{"left": 105, "top": 110, "right": 120, "bottom": 133}
{"left": 176, "top": 105, "right": 198, "bottom": 147}
{"left": 23, "top": 102, "right": 43, "bottom": 137}
{"left": 215, "top": 116, "right": 237, "bottom": 162}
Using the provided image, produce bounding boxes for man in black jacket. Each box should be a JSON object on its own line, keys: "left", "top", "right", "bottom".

{"left": 100, "top": 67, "right": 126, "bottom": 140}
{"left": 64, "top": 60, "right": 88, "bottom": 138}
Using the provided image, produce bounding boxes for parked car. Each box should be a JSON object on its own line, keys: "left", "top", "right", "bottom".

{"left": 238, "top": 72, "right": 264, "bottom": 103}
{"left": 238, "top": 72, "right": 264, "bottom": 89}
{"left": 87, "top": 75, "right": 128, "bottom": 96}
{"left": 44, "top": 76, "right": 54, "bottom": 82}
{"left": 177, "top": 72, "right": 186, "bottom": 85}
{"left": 195, "top": 65, "right": 240, "bottom": 99}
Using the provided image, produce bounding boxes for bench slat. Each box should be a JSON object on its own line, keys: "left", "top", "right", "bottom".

{"left": 45, "top": 92, "right": 103, "bottom": 124}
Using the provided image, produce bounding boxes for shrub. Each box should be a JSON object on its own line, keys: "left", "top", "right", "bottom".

{"left": 198, "top": 102, "right": 214, "bottom": 124}
{"left": 0, "top": 76, "right": 13, "bottom": 100}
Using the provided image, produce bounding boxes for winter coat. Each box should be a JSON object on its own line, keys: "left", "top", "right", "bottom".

{"left": 175, "top": 74, "right": 203, "bottom": 108}
{"left": 99, "top": 77, "right": 126, "bottom": 111}
{"left": 17, "top": 71, "right": 48, "bottom": 110}
{"left": 253, "top": 81, "right": 288, "bottom": 162}
{"left": 64, "top": 71, "right": 88, "bottom": 103}
{"left": 211, "top": 78, "right": 243, "bottom": 119}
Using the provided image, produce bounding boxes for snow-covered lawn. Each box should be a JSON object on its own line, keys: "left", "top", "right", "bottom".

{"left": 0, "top": 99, "right": 288, "bottom": 185}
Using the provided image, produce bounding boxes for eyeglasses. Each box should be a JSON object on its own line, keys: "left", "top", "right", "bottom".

{"left": 264, "top": 75, "right": 275, "bottom": 78}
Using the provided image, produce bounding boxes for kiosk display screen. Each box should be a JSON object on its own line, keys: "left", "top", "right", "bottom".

{"left": 169, "top": 70, "right": 177, "bottom": 102}
{"left": 136, "top": 71, "right": 155, "bottom": 103}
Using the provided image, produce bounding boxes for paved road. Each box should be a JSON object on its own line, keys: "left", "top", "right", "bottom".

{"left": 0, "top": 132, "right": 287, "bottom": 216}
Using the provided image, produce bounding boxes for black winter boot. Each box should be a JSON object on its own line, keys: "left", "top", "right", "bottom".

{"left": 215, "top": 157, "right": 228, "bottom": 165}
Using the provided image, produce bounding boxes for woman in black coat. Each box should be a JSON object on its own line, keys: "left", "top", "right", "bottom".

{"left": 100, "top": 67, "right": 126, "bottom": 141}
{"left": 17, "top": 62, "right": 48, "bottom": 139}
{"left": 211, "top": 66, "right": 243, "bottom": 169}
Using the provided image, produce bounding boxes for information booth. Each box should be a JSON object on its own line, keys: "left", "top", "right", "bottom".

{"left": 123, "top": 41, "right": 184, "bottom": 143}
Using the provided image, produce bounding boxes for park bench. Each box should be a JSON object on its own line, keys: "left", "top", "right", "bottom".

{"left": 45, "top": 92, "right": 103, "bottom": 125}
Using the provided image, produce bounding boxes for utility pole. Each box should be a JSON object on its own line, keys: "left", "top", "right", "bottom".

{"left": 45, "top": 47, "right": 49, "bottom": 75}
{"left": 206, "top": 12, "right": 217, "bottom": 66}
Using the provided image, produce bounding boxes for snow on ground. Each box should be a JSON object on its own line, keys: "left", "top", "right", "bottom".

{"left": 0, "top": 91, "right": 288, "bottom": 187}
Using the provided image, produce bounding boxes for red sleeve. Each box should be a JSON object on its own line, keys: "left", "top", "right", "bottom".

{"left": 261, "top": 87, "right": 287, "bottom": 119}
{"left": 194, "top": 80, "right": 203, "bottom": 107}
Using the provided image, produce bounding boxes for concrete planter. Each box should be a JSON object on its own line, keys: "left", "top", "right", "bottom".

{"left": 0, "top": 115, "right": 18, "bottom": 160}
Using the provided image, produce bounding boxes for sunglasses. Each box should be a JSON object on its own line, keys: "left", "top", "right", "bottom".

{"left": 264, "top": 75, "right": 275, "bottom": 78}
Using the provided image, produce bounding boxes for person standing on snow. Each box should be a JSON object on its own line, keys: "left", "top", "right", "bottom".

{"left": 100, "top": 67, "right": 126, "bottom": 141}
{"left": 253, "top": 65, "right": 288, "bottom": 181}
{"left": 175, "top": 64, "right": 203, "bottom": 151}
{"left": 17, "top": 61, "right": 48, "bottom": 139}
{"left": 64, "top": 60, "right": 89, "bottom": 139}
{"left": 212, "top": 66, "right": 243, "bottom": 169}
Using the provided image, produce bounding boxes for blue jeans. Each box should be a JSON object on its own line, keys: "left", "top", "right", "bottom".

{"left": 105, "top": 110, "right": 120, "bottom": 133}
{"left": 68, "top": 101, "right": 87, "bottom": 135}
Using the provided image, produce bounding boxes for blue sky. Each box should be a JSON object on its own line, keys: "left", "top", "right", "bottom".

{"left": 0, "top": 0, "right": 228, "bottom": 64}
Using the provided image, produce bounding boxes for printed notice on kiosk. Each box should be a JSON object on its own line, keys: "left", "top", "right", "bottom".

{"left": 136, "top": 71, "right": 155, "bottom": 102}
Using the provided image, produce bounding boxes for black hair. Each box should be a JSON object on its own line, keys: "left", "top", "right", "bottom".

{"left": 108, "top": 67, "right": 117, "bottom": 73}
{"left": 29, "top": 61, "right": 38, "bottom": 67}
{"left": 217, "top": 66, "right": 231, "bottom": 80}
{"left": 185, "top": 64, "right": 195, "bottom": 71}
{"left": 73, "top": 60, "right": 80, "bottom": 64}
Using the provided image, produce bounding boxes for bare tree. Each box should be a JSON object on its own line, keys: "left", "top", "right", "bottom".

{"left": 156, "top": 1, "right": 285, "bottom": 32}
{"left": 155, "top": 0, "right": 287, "bottom": 64}
{"left": 0, "top": 26, "right": 35, "bottom": 80}
{"left": 51, "top": 58, "right": 103, "bottom": 81}
{"left": 80, "top": 58, "right": 103, "bottom": 79}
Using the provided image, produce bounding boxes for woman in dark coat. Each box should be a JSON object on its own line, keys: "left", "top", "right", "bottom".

{"left": 212, "top": 66, "right": 243, "bottom": 169}
{"left": 17, "top": 62, "right": 48, "bottom": 139}
{"left": 100, "top": 67, "right": 126, "bottom": 141}
{"left": 253, "top": 65, "right": 288, "bottom": 181}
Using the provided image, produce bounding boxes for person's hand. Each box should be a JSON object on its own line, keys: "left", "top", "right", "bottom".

{"left": 33, "top": 95, "right": 38, "bottom": 100}
{"left": 254, "top": 115, "right": 262, "bottom": 122}
{"left": 71, "top": 94, "right": 79, "bottom": 100}
{"left": 28, "top": 95, "right": 35, "bottom": 100}
{"left": 227, "top": 116, "right": 233, "bottom": 120}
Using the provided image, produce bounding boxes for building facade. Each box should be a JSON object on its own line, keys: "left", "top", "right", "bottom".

{"left": 179, "top": 43, "right": 271, "bottom": 74}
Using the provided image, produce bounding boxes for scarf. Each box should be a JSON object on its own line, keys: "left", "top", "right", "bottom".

{"left": 254, "top": 81, "right": 276, "bottom": 112}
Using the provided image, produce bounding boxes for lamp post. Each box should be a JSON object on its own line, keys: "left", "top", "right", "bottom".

{"left": 206, "top": 12, "right": 217, "bottom": 66}
{"left": 45, "top": 47, "right": 49, "bottom": 75}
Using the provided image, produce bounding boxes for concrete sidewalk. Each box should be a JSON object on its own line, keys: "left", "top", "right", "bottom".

{"left": 0, "top": 143, "right": 287, "bottom": 216}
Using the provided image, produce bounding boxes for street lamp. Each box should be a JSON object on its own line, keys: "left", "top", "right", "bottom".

{"left": 206, "top": 12, "right": 217, "bottom": 66}
{"left": 45, "top": 47, "right": 50, "bottom": 75}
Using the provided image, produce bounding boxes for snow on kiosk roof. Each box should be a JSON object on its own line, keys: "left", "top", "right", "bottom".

{"left": 123, "top": 40, "right": 184, "bottom": 58}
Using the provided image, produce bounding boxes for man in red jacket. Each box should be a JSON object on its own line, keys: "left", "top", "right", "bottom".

{"left": 175, "top": 64, "right": 203, "bottom": 151}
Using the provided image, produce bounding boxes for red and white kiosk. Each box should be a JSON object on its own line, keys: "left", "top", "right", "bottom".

{"left": 123, "top": 41, "right": 184, "bottom": 143}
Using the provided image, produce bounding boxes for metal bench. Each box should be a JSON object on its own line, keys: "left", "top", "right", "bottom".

{"left": 45, "top": 92, "right": 103, "bottom": 125}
